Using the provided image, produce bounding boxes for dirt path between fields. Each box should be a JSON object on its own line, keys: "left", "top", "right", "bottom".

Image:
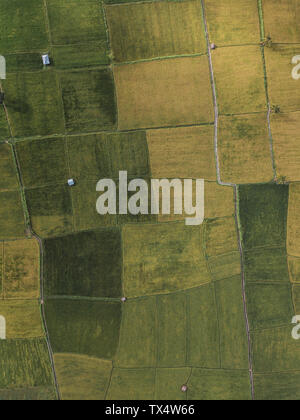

{"left": 200, "top": 0, "right": 255, "bottom": 400}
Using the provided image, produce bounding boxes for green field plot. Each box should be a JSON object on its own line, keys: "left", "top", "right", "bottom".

{"left": 116, "top": 297, "right": 156, "bottom": 368}
{"left": 59, "top": 69, "right": 116, "bottom": 133}
{"left": 0, "top": 338, "right": 53, "bottom": 389}
{"left": 106, "top": 0, "right": 206, "bottom": 63}
{"left": 287, "top": 183, "right": 300, "bottom": 258}
{"left": 2, "top": 238, "right": 39, "bottom": 299}
{"left": 67, "top": 131, "right": 150, "bottom": 181}
{"left": 262, "top": 0, "right": 300, "bottom": 43}
{"left": 45, "top": 299, "right": 121, "bottom": 359}
{"left": 107, "top": 368, "right": 156, "bottom": 400}
{"left": 0, "top": 0, "right": 48, "bottom": 54}
{"left": 114, "top": 56, "right": 214, "bottom": 130}
{"left": 187, "top": 284, "right": 220, "bottom": 368}
{"left": 0, "top": 109, "right": 10, "bottom": 139}
{"left": 44, "top": 229, "right": 122, "bottom": 298}
{"left": 155, "top": 368, "right": 191, "bottom": 400}
{"left": 47, "top": 0, "right": 107, "bottom": 46}
{"left": 0, "top": 300, "right": 43, "bottom": 339}
{"left": 218, "top": 114, "right": 273, "bottom": 184}
{"left": 188, "top": 369, "right": 251, "bottom": 400}
{"left": 123, "top": 223, "right": 210, "bottom": 298}
{"left": 0, "top": 190, "right": 25, "bottom": 239}
{"left": 54, "top": 354, "right": 112, "bottom": 401}
{"left": 288, "top": 256, "right": 300, "bottom": 283}
{"left": 246, "top": 283, "right": 294, "bottom": 331}
{"left": 0, "top": 143, "right": 18, "bottom": 191}
{"left": 25, "top": 184, "right": 73, "bottom": 238}
{"left": 205, "top": 217, "right": 238, "bottom": 257}
{"left": 244, "top": 247, "right": 290, "bottom": 284}
{"left": 239, "top": 184, "right": 289, "bottom": 251}
{"left": 157, "top": 293, "right": 187, "bottom": 368}
{"left": 147, "top": 126, "right": 216, "bottom": 180}
{"left": 212, "top": 46, "right": 266, "bottom": 114}
{"left": 252, "top": 325, "right": 300, "bottom": 373}
{"left": 205, "top": 0, "right": 261, "bottom": 45}
{"left": 0, "top": 386, "right": 56, "bottom": 401}
{"left": 4, "top": 71, "right": 64, "bottom": 138}
{"left": 16, "top": 137, "right": 68, "bottom": 188}
{"left": 254, "top": 372, "right": 300, "bottom": 401}
{"left": 5, "top": 53, "right": 43, "bottom": 73}
{"left": 293, "top": 284, "right": 300, "bottom": 313}
{"left": 215, "top": 276, "right": 249, "bottom": 370}
{"left": 208, "top": 252, "right": 241, "bottom": 282}
{"left": 265, "top": 45, "right": 300, "bottom": 113}
{"left": 271, "top": 112, "right": 300, "bottom": 182}
{"left": 52, "top": 43, "right": 110, "bottom": 70}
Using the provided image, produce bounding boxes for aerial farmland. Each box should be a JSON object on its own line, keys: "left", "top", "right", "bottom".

{"left": 0, "top": 0, "right": 300, "bottom": 402}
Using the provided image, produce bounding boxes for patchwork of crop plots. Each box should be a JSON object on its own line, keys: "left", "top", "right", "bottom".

{"left": 0, "top": 0, "right": 300, "bottom": 400}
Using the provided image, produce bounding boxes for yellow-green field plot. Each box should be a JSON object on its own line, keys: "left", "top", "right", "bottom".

{"left": 262, "top": 0, "right": 300, "bottom": 43}
{"left": 107, "top": 368, "right": 156, "bottom": 400}
{"left": 0, "top": 190, "right": 26, "bottom": 240}
{"left": 205, "top": 217, "right": 238, "bottom": 257}
{"left": 106, "top": 0, "right": 206, "bottom": 63}
{"left": 219, "top": 114, "right": 274, "bottom": 184}
{"left": 114, "top": 56, "right": 214, "bottom": 130}
{"left": 0, "top": 300, "right": 43, "bottom": 339}
{"left": 254, "top": 372, "right": 300, "bottom": 401}
{"left": 265, "top": 45, "right": 300, "bottom": 113}
{"left": 212, "top": 46, "right": 266, "bottom": 114}
{"left": 0, "top": 238, "right": 39, "bottom": 299}
{"left": 205, "top": 0, "right": 261, "bottom": 45}
{"left": 147, "top": 125, "right": 216, "bottom": 180}
{"left": 122, "top": 223, "right": 210, "bottom": 298}
{"left": 287, "top": 183, "right": 300, "bottom": 257}
{"left": 288, "top": 256, "right": 300, "bottom": 283}
{"left": 271, "top": 112, "right": 300, "bottom": 182}
{"left": 54, "top": 354, "right": 112, "bottom": 401}
{"left": 0, "top": 143, "right": 18, "bottom": 192}
{"left": 205, "top": 182, "right": 235, "bottom": 219}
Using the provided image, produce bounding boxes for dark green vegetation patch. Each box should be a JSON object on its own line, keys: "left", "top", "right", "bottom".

{"left": 44, "top": 228, "right": 122, "bottom": 298}
{"left": 0, "top": 386, "right": 57, "bottom": 401}
{"left": 0, "top": 339, "right": 54, "bottom": 389}
{"left": 239, "top": 184, "right": 289, "bottom": 250}
{"left": 59, "top": 69, "right": 117, "bottom": 133}
{"left": 45, "top": 299, "right": 121, "bottom": 359}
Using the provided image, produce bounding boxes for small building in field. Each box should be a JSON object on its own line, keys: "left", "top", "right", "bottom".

{"left": 42, "top": 54, "right": 50, "bottom": 66}
{"left": 68, "top": 179, "right": 76, "bottom": 187}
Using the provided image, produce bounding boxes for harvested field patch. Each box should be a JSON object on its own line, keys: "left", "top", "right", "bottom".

{"left": 147, "top": 125, "right": 216, "bottom": 180}
{"left": 16, "top": 137, "right": 68, "bottom": 188}
{"left": 239, "top": 184, "right": 289, "bottom": 251}
{"left": 107, "top": 368, "right": 156, "bottom": 400}
{"left": 188, "top": 369, "right": 252, "bottom": 400}
{"left": 44, "top": 229, "right": 122, "bottom": 298}
{"left": 265, "top": 45, "right": 300, "bottom": 113}
{"left": 205, "top": 0, "right": 260, "bottom": 45}
{"left": 54, "top": 354, "right": 112, "bottom": 401}
{"left": 0, "top": 0, "right": 48, "bottom": 54}
{"left": 25, "top": 185, "right": 73, "bottom": 238}
{"left": 246, "top": 283, "right": 294, "bottom": 331}
{"left": 271, "top": 112, "right": 300, "bottom": 181}
{"left": 205, "top": 217, "right": 238, "bottom": 257}
{"left": 219, "top": 114, "right": 273, "bottom": 184}
{"left": 187, "top": 284, "right": 220, "bottom": 368}
{"left": 0, "top": 143, "right": 18, "bottom": 192}
{"left": 262, "top": 0, "right": 300, "bottom": 43}
{"left": 205, "top": 183, "right": 235, "bottom": 219}
{"left": 0, "top": 190, "right": 25, "bottom": 239}
{"left": 116, "top": 297, "right": 157, "bottom": 368}
{"left": 59, "top": 69, "right": 116, "bottom": 133}
{"left": 106, "top": 0, "right": 206, "bottom": 63}
{"left": 114, "top": 56, "right": 214, "bottom": 130}
{"left": 123, "top": 223, "right": 210, "bottom": 298}
{"left": 3, "top": 238, "right": 40, "bottom": 299}
{"left": 0, "top": 300, "right": 43, "bottom": 339}
{"left": 212, "top": 46, "right": 266, "bottom": 114}
{"left": 0, "top": 338, "right": 53, "bottom": 389}
{"left": 4, "top": 71, "right": 64, "bottom": 138}
{"left": 45, "top": 299, "right": 121, "bottom": 359}
{"left": 215, "top": 276, "right": 249, "bottom": 370}
{"left": 287, "top": 183, "right": 300, "bottom": 257}
{"left": 288, "top": 256, "right": 300, "bottom": 283}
